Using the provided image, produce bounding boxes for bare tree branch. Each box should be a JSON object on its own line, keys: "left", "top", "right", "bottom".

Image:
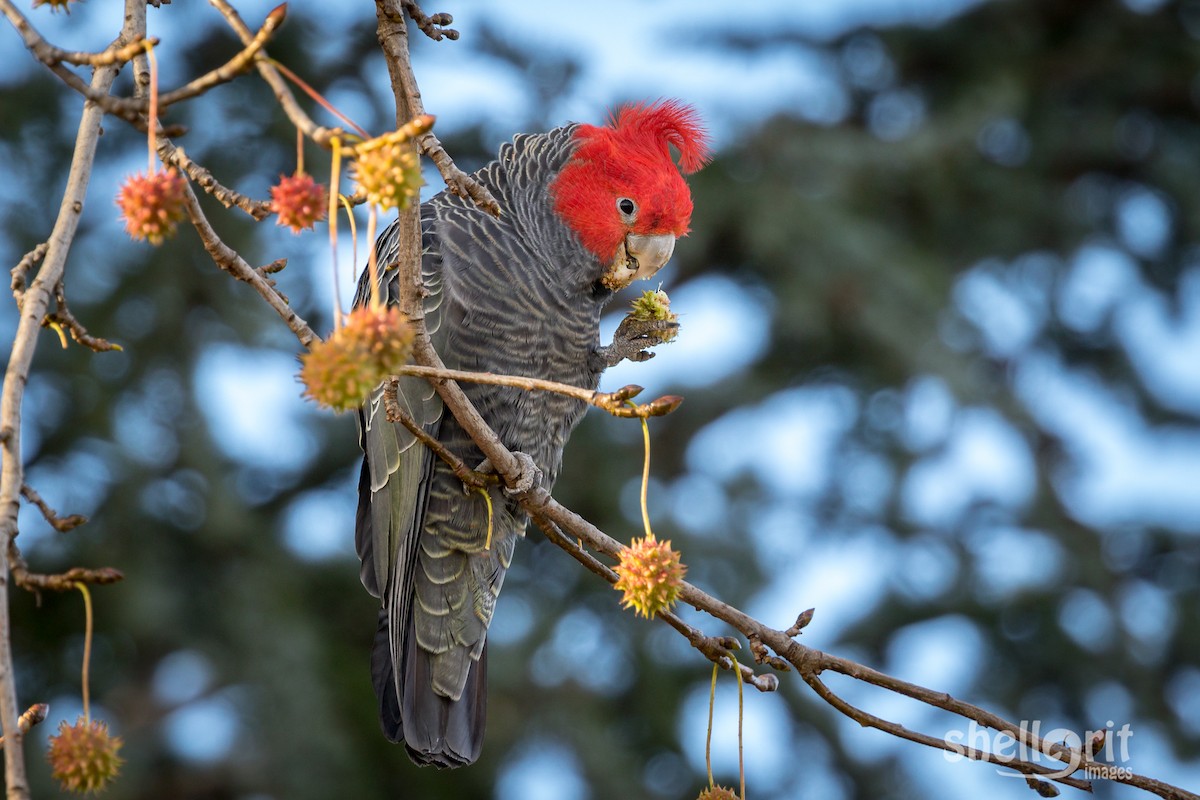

{"left": 377, "top": 0, "right": 500, "bottom": 215}
{"left": 0, "top": 0, "right": 147, "bottom": 790}
{"left": 382, "top": 380, "right": 497, "bottom": 490}
{"left": 1, "top": 0, "right": 285, "bottom": 129}
{"left": 803, "top": 668, "right": 1093, "bottom": 791}
{"left": 0, "top": 0, "right": 152, "bottom": 67}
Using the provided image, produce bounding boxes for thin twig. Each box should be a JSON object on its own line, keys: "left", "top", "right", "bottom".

{"left": 401, "top": 0, "right": 459, "bottom": 41}
{"left": 157, "top": 138, "right": 273, "bottom": 220}
{"left": 177, "top": 176, "right": 318, "bottom": 348}
{"left": 210, "top": 0, "right": 347, "bottom": 148}
{"left": 20, "top": 484, "right": 87, "bottom": 532}
{"left": 392, "top": 364, "right": 683, "bottom": 419}
{"left": 152, "top": 3, "right": 286, "bottom": 110}
{"left": 0, "top": 0, "right": 152, "bottom": 67}
{"left": 45, "top": 281, "right": 122, "bottom": 353}
{"left": 415, "top": 131, "right": 501, "bottom": 216}
{"left": 801, "top": 669, "right": 1094, "bottom": 792}
{"left": 8, "top": 540, "right": 124, "bottom": 595}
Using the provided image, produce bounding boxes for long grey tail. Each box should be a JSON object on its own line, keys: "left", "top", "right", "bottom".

{"left": 369, "top": 610, "right": 488, "bottom": 768}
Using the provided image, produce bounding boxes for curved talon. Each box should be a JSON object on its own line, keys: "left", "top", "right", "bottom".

{"left": 477, "top": 453, "right": 544, "bottom": 496}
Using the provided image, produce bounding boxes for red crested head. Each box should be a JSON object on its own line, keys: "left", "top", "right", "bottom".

{"left": 551, "top": 100, "right": 711, "bottom": 262}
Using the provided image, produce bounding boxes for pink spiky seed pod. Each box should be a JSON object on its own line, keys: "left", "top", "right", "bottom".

{"left": 352, "top": 140, "right": 423, "bottom": 211}
{"left": 115, "top": 168, "right": 187, "bottom": 245}
{"left": 299, "top": 306, "right": 414, "bottom": 412}
{"left": 46, "top": 717, "right": 124, "bottom": 794}
{"left": 613, "top": 533, "right": 686, "bottom": 618}
{"left": 270, "top": 172, "right": 328, "bottom": 233}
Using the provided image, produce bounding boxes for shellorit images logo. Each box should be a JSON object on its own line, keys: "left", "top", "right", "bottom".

{"left": 943, "top": 719, "right": 1134, "bottom": 780}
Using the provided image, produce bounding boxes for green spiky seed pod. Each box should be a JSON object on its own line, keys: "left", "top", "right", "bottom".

{"left": 613, "top": 533, "right": 686, "bottom": 618}
{"left": 629, "top": 288, "right": 679, "bottom": 342}
{"left": 353, "top": 139, "right": 423, "bottom": 211}
{"left": 46, "top": 717, "right": 124, "bottom": 794}
{"left": 299, "top": 306, "right": 414, "bottom": 412}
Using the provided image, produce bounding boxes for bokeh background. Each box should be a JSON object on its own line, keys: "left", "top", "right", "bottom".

{"left": 2, "top": 0, "right": 1200, "bottom": 797}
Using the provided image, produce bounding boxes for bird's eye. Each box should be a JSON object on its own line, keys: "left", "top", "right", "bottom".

{"left": 617, "top": 197, "right": 637, "bottom": 219}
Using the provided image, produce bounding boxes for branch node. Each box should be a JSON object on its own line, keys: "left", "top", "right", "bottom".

{"left": 748, "top": 632, "right": 791, "bottom": 672}
{"left": 11, "top": 242, "right": 48, "bottom": 304}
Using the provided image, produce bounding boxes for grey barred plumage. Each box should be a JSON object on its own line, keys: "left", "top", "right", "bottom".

{"left": 352, "top": 101, "right": 709, "bottom": 768}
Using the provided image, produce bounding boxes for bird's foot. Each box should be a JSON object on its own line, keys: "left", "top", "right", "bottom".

{"left": 473, "top": 452, "right": 542, "bottom": 499}
{"left": 594, "top": 316, "right": 679, "bottom": 368}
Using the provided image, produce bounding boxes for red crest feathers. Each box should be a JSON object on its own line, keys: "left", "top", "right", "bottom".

{"left": 608, "top": 100, "right": 711, "bottom": 174}
{"left": 551, "top": 100, "right": 711, "bottom": 260}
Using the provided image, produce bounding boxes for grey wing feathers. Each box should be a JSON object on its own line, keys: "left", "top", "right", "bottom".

{"left": 354, "top": 206, "right": 497, "bottom": 766}
{"left": 354, "top": 211, "right": 446, "bottom": 601}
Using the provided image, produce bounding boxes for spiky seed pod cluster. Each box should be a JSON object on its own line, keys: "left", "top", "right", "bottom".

{"left": 299, "top": 306, "right": 415, "bottom": 412}
{"left": 270, "top": 172, "right": 327, "bottom": 233}
{"left": 32, "top": 0, "right": 79, "bottom": 12}
{"left": 46, "top": 717, "right": 124, "bottom": 794}
{"left": 630, "top": 288, "right": 679, "bottom": 343}
{"left": 352, "top": 139, "right": 423, "bottom": 211}
{"left": 116, "top": 169, "right": 187, "bottom": 245}
{"left": 613, "top": 533, "right": 686, "bottom": 618}
{"left": 695, "top": 786, "right": 738, "bottom": 800}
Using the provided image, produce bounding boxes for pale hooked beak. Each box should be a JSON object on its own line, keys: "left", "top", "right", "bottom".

{"left": 601, "top": 233, "right": 677, "bottom": 291}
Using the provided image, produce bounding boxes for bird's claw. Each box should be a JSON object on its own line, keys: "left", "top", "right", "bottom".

{"left": 473, "top": 452, "right": 542, "bottom": 499}
{"left": 595, "top": 316, "right": 678, "bottom": 368}
{"left": 503, "top": 451, "right": 542, "bottom": 498}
